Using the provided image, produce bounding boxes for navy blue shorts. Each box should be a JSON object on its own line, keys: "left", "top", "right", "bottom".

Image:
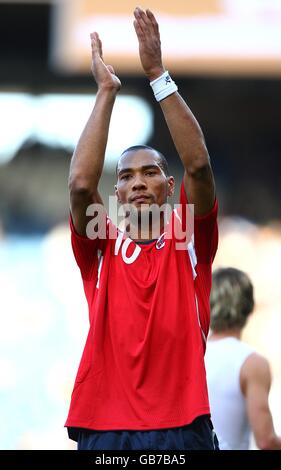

{"left": 76, "top": 415, "right": 219, "bottom": 450}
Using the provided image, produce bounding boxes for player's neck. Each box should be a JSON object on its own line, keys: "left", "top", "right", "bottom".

{"left": 209, "top": 329, "right": 242, "bottom": 341}
{"left": 131, "top": 224, "right": 163, "bottom": 242}
{"left": 128, "top": 215, "right": 165, "bottom": 242}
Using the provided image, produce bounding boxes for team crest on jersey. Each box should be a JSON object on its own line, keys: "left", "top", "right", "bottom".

{"left": 156, "top": 233, "right": 165, "bottom": 250}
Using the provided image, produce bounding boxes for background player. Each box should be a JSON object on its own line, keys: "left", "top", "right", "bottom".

{"left": 205, "top": 267, "right": 281, "bottom": 450}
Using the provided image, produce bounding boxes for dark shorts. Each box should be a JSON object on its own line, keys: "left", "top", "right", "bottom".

{"left": 76, "top": 415, "right": 220, "bottom": 450}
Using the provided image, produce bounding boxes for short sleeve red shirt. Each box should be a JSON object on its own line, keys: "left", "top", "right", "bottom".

{"left": 65, "top": 182, "right": 218, "bottom": 438}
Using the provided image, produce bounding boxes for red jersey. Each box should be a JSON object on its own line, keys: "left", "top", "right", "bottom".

{"left": 65, "top": 182, "right": 218, "bottom": 439}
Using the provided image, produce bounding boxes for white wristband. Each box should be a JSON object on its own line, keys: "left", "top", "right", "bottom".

{"left": 150, "top": 71, "right": 178, "bottom": 102}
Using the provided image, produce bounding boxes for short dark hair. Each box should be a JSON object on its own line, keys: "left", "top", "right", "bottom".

{"left": 210, "top": 268, "right": 255, "bottom": 332}
{"left": 116, "top": 145, "right": 170, "bottom": 177}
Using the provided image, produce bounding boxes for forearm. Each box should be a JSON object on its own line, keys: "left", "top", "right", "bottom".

{"left": 266, "top": 434, "right": 281, "bottom": 450}
{"left": 256, "top": 431, "right": 281, "bottom": 450}
{"left": 69, "top": 87, "right": 117, "bottom": 192}
{"left": 254, "top": 415, "right": 281, "bottom": 450}
{"left": 159, "top": 91, "right": 210, "bottom": 174}
{"left": 244, "top": 356, "right": 281, "bottom": 451}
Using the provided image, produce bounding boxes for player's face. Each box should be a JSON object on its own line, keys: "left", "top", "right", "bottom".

{"left": 115, "top": 149, "right": 174, "bottom": 208}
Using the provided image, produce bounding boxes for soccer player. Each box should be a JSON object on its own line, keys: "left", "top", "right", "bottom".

{"left": 205, "top": 267, "right": 281, "bottom": 450}
{"left": 66, "top": 7, "right": 219, "bottom": 450}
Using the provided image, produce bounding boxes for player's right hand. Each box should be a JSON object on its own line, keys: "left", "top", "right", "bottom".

{"left": 90, "top": 32, "right": 121, "bottom": 92}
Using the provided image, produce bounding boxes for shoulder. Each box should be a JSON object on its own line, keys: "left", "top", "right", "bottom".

{"left": 240, "top": 352, "right": 271, "bottom": 395}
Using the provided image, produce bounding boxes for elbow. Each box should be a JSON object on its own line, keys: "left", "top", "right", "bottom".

{"left": 186, "top": 157, "right": 211, "bottom": 178}
{"left": 68, "top": 175, "right": 94, "bottom": 196}
{"left": 184, "top": 143, "right": 211, "bottom": 177}
{"left": 256, "top": 434, "right": 276, "bottom": 450}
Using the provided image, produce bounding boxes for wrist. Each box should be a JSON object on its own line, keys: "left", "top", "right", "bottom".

{"left": 149, "top": 70, "right": 178, "bottom": 102}
{"left": 97, "top": 84, "right": 120, "bottom": 95}
{"left": 146, "top": 67, "right": 165, "bottom": 82}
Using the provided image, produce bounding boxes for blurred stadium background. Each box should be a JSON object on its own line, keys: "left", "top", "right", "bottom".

{"left": 1, "top": 0, "right": 281, "bottom": 449}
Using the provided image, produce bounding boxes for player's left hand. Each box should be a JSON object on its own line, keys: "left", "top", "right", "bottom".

{"left": 133, "top": 7, "right": 165, "bottom": 81}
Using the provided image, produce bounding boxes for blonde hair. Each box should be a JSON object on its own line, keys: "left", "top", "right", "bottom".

{"left": 210, "top": 268, "right": 254, "bottom": 332}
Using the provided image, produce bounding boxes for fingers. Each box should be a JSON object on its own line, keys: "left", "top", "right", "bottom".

{"left": 146, "top": 8, "right": 159, "bottom": 33}
{"left": 134, "top": 6, "right": 159, "bottom": 35}
{"left": 133, "top": 19, "right": 145, "bottom": 40}
{"left": 90, "top": 32, "right": 103, "bottom": 59}
{"left": 107, "top": 65, "right": 115, "bottom": 75}
{"left": 133, "top": 7, "right": 147, "bottom": 35}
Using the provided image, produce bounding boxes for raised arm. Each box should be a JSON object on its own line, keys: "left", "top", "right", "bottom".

{"left": 241, "top": 353, "right": 281, "bottom": 450}
{"left": 133, "top": 7, "right": 215, "bottom": 216}
{"left": 68, "top": 32, "right": 121, "bottom": 236}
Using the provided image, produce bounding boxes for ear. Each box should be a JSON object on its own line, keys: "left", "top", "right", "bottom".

{"left": 167, "top": 176, "right": 175, "bottom": 197}
{"left": 115, "top": 185, "right": 121, "bottom": 203}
